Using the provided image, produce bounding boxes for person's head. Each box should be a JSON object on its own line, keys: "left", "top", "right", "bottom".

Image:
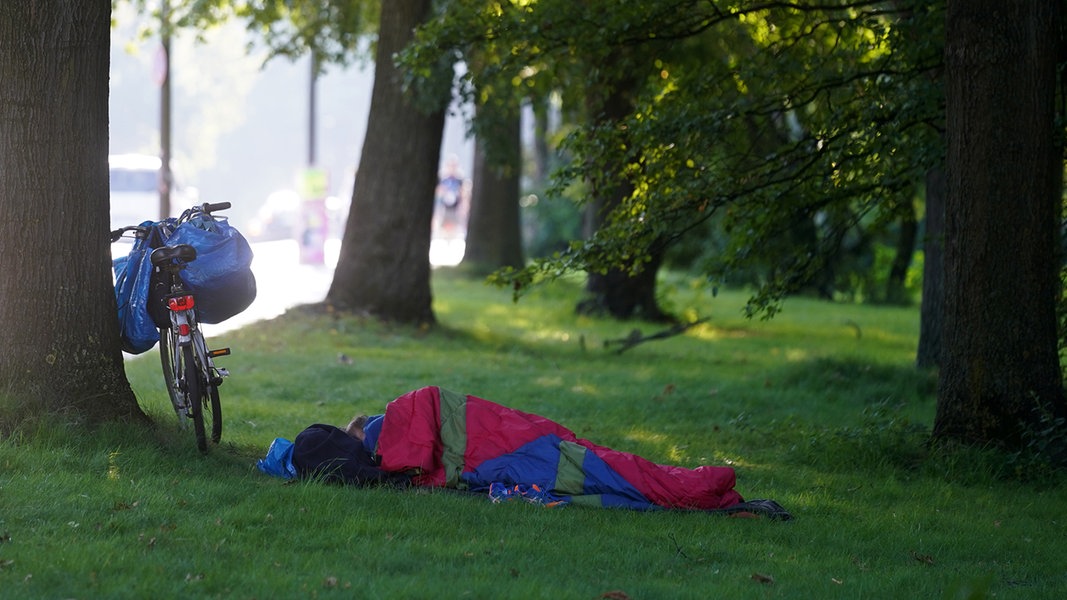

{"left": 345, "top": 414, "right": 368, "bottom": 441}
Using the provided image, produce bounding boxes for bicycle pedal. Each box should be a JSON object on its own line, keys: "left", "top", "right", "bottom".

{"left": 209, "top": 348, "right": 231, "bottom": 358}
{"left": 216, "top": 368, "right": 230, "bottom": 378}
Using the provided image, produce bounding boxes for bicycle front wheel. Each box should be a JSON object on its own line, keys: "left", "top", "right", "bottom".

{"left": 190, "top": 328, "right": 222, "bottom": 449}
{"left": 184, "top": 343, "right": 208, "bottom": 452}
{"left": 206, "top": 379, "right": 222, "bottom": 444}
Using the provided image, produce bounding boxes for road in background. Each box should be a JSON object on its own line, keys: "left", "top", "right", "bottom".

{"left": 117, "top": 237, "right": 464, "bottom": 355}
{"left": 200, "top": 237, "right": 464, "bottom": 338}
{"left": 200, "top": 239, "right": 337, "bottom": 338}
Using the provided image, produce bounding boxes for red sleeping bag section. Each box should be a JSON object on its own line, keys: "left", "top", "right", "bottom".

{"left": 375, "top": 386, "right": 743, "bottom": 511}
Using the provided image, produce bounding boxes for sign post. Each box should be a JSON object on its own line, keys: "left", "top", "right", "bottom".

{"left": 298, "top": 168, "right": 329, "bottom": 265}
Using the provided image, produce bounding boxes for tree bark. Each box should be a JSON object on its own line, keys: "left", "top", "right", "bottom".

{"left": 577, "top": 64, "right": 670, "bottom": 322}
{"left": 916, "top": 166, "right": 945, "bottom": 369}
{"left": 530, "top": 96, "right": 551, "bottom": 185}
{"left": 885, "top": 199, "right": 917, "bottom": 305}
{"left": 933, "top": 0, "right": 1065, "bottom": 450}
{"left": 463, "top": 107, "right": 524, "bottom": 274}
{"left": 0, "top": 1, "right": 145, "bottom": 428}
{"left": 326, "top": 0, "right": 445, "bottom": 325}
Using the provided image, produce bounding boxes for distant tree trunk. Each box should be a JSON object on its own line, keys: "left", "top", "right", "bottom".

{"left": 463, "top": 107, "right": 524, "bottom": 274}
{"left": 885, "top": 199, "right": 917, "bottom": 305}
{"left": 916, "top": 166, "right": 944, "bottom": 369}
{"left": 577, "top": 66, "right": 670, "bottom": 322}
{"left": 326, "top": 0, "right": 445, "bottom": 325}
{"left": 0, "top": 1, "right": 146, "bottom": 428}
{"left": 531, "top": 96, "right": 551, "bottom": 185}
{"left": 933, "top": 0, "right": 1066, "bottom": 452}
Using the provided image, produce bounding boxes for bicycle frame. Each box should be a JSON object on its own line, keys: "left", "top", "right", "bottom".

{"left": 162, "top": 288, "right": 228, "bottom": 421}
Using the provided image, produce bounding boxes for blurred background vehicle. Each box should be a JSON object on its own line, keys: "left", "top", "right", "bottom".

{"left": 109, "top": 153, "right": 198, "bottom": 231}
{"left": 246, "top": 188, "right": 348, "bottom": 243}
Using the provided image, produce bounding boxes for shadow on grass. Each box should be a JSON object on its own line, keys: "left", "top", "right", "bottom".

{"left": 754, "top": 358, "right": 1065, "bottom": 488}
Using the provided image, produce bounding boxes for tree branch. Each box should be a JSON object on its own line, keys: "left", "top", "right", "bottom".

{"left": 603, "top": 318, "right": 710, "bottom": 354}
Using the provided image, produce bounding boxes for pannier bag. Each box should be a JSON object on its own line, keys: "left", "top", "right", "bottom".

{"left": 114, "top": 221, "right": 171, "bottom": 354}
{"left": 165, "top": 214, "right": 257, "bottom": 324}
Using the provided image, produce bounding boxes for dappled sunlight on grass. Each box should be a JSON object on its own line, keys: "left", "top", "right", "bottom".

{"left": 456, "top": 298, "right": 588, "bottom": 348}
{"left": 532, "top": 375, "right": 566, "bottom": 390}
{"left": 569, "top": 382, "right": 601, "bottom": 396}
{"left": 665, "top": 445, "right": 692, "bottom": 464}
{"left": 531, "top": 329, "right": 579, "bottom": 343}
{"left": 782, "top": 347, "right": 810, "bottom": 362}
{"left": 689, "top": 323, "right": 755, "bottom": 341}
{"left": 623, "top": 428, "right": 669, "bottom": 447}
{"left": 710, "top": 451, "right": 758, "bottom": 469}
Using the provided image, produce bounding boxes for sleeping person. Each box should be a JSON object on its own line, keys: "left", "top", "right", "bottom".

{"left": 258, "top": 386, "right": 790, "bottom": 519}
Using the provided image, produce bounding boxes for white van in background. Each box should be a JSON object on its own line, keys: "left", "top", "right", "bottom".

{"left": 108, "top": 153, "right": 196, "bottom": 231}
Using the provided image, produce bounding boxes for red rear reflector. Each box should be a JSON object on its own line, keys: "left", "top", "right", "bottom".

{"left": 167, "top": 295, "right": 195, "bottom": 311}
{"left": 178, "top": 323, "right": 191, "bottom": 336}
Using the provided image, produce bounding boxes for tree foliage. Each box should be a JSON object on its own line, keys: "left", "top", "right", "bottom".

{"left": 233, "top": 0, "right": 377, "bottom": 69}
{"left": 121, "top": 0, "right": 377, "bottom": 71}
{"left": 404, "top": 0, "right": 944, "bottom": 316}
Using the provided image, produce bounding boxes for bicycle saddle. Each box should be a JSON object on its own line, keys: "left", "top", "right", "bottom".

{"left": 150, "top": 244, "right": 197, "bottom": 266}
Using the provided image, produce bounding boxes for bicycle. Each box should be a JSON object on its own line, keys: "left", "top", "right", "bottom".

{"left": 111, "top": 202, "right": 239, "bottom": 452}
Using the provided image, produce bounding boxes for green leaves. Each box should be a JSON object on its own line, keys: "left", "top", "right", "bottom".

{"left": 408, "top": 1, "right": 945, "bottom": 314}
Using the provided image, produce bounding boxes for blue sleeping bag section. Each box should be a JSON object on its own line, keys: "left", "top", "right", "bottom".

{"left": 460, "top": 434, "right": 654, "bottom": 509}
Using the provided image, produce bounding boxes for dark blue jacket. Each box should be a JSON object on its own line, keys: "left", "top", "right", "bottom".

{"left": 292, "top": 424, "right": 411, "bottom": 487}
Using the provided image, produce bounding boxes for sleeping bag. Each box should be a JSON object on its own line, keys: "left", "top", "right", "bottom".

{"left": 373, "top": 386, "right": 744, "bottom": 511}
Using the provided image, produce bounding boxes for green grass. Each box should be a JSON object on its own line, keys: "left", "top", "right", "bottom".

{"left": 2, "top": 272, "right": 1065, "bottom": 598}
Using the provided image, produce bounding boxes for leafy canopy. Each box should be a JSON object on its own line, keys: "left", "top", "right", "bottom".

{"left": 404, "top": 0, "right": 944, "bottom": 315}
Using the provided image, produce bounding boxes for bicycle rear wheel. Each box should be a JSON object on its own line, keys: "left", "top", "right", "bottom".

{"left": 159, "top": 329, "right": 187, "bottom": 423}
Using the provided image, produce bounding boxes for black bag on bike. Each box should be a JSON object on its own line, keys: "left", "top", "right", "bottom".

{"left": 165, "top": 213, "right": 256, "bottom": 324}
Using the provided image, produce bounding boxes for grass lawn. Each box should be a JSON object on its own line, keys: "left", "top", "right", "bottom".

{"left": 1, "top": 271, "right": 1065, "bottom": 598}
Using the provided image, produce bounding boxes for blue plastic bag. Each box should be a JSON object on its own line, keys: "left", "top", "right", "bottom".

{"left": 113, "top": 222, "right": 166, "bottom": 354}
{"left": 257, "top": 437, "right": 297, "bottom": 480}
{"left": 165, "top": 215, "right": 256, "bottom": 324}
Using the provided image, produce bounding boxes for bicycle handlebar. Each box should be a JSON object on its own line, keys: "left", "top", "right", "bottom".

{"left": 110, "top": 202, "right": 233, "bottom": 243}
{"left": 201, "top": 202, "right": 231, "bottom": 214}
{"left": 110, "top": 225, "right": 146, "bottom": 243}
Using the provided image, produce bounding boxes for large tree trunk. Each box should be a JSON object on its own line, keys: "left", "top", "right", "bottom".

{"left": 326, "top": 0, "right": 445, "bottom": 325}
{"left": 463, "top": 106, "right": 524, "bottom": 274}
{"left": 0, "top": 1, "right": 145, "bottom": 428}
{"left": 933, "top": 0, "right": 1065, "bottom": 451}
{"left": 577, "top": 66, "right": 670, "bottom": 322}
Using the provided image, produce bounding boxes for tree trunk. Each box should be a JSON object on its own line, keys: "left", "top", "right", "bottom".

{"left": 326, "top": 0, "right": 445, "bottom": 325}
{"left": 933, "top": 0, "right": 1065, "bottom": 451}
{"left": 885, "top": 199, "right": 917, "bottom": 305}
{"left": 531, "top": 96, "right": 551, "bottom": 185}
{"left": 916, "top": 166, "right": 945, "bottom": 369}
{"left": 577, "top": 66, "right": 670, "bottom": 322}
{"left": 463, "top": 107, "right": 524, "bottom": 274}
{"left": 0, "top": 1, "right": 145, "bottom": 428}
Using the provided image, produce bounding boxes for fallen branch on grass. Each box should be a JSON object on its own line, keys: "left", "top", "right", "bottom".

{"left": 603, "top": 318, "right": 709, "bottom": 354}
